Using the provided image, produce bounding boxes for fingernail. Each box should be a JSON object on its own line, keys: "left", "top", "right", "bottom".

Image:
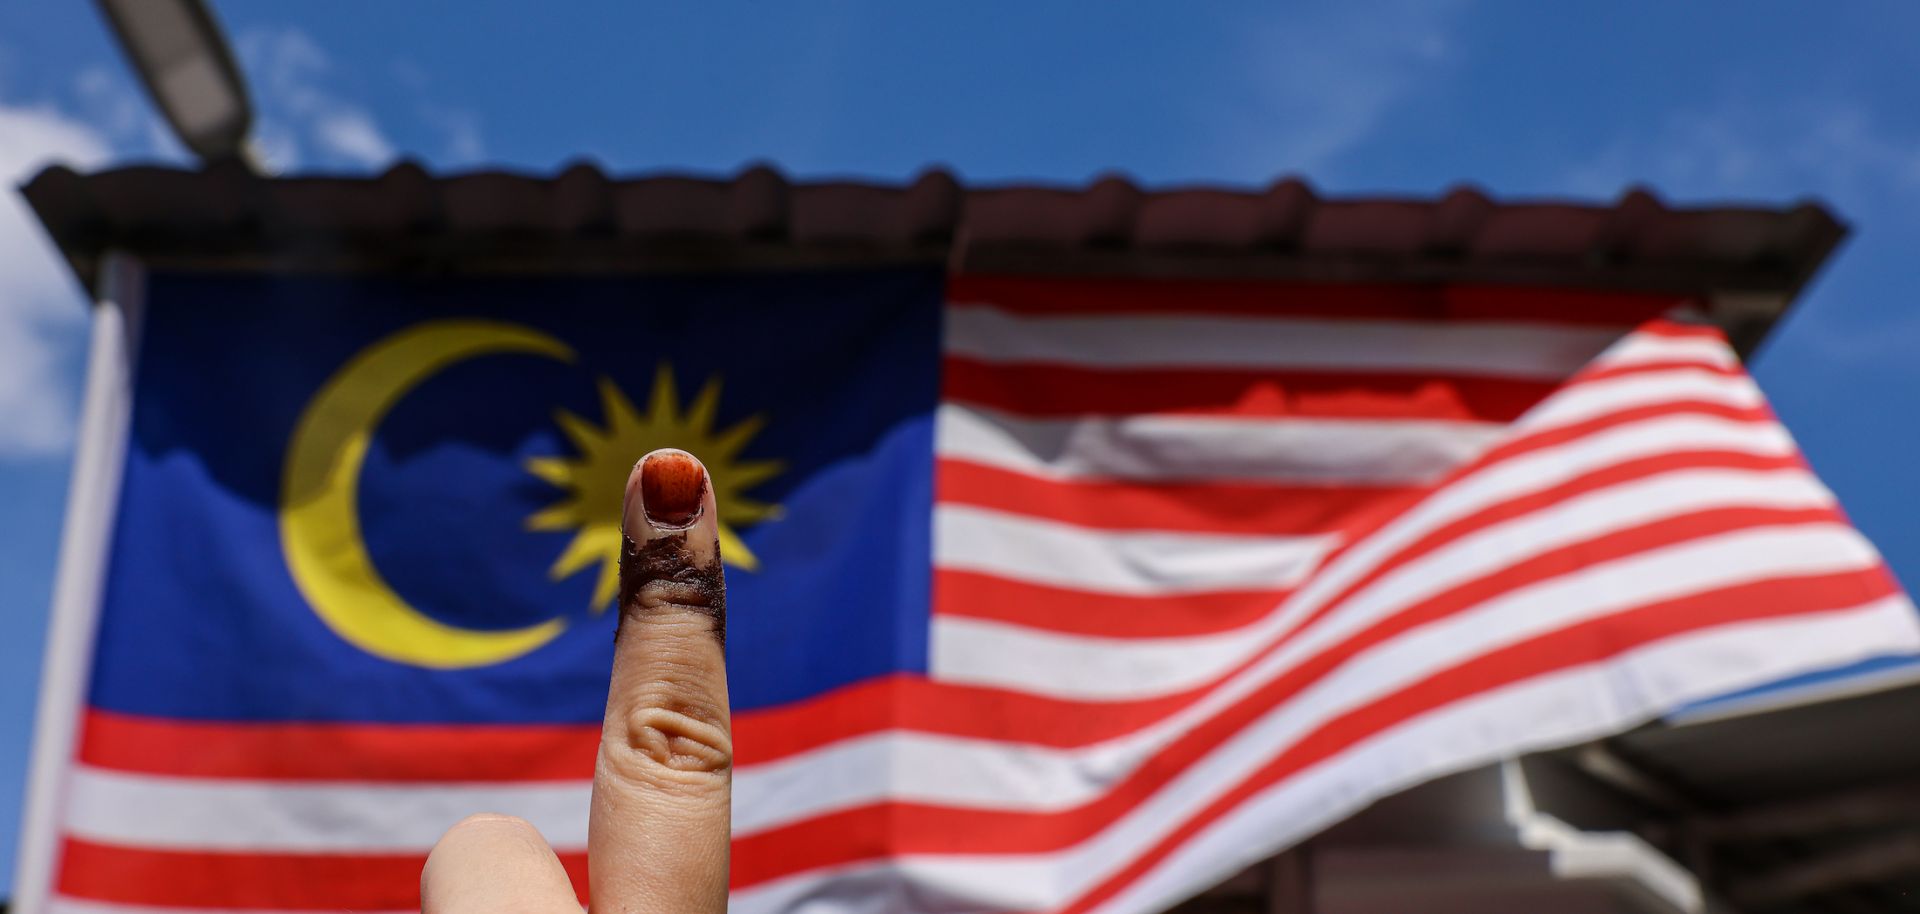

{"left": 635, "top": 448, "right": 706, "bottom": 530}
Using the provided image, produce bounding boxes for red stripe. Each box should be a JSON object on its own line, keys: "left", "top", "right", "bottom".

{"left": 80, "top": 695, "right": 1155, "bottom": 780}
{"left": 935, "top": 459, "right": 1423, "bottom": 535}
{"left": 77, "top": 689, "right": 1142, "bottom": 777}
{"left": 734, "top": 674, "right": 1190, "bottom": 764}
{"left": 78, "top": 710, "right": 599, "bottom": 782}
{"left": 934, "top": 570, "right": 1290, "bottom": 637}
{"left": 55, "top": 839, "right": 589, "bottom": 909}
{"left": 1474, "top": 398, "right": 1774, "bottom": 473}
{"left": 942, "top": 357, "right": 1562, "bottom": 422}
{"left": 732, "top": 566, "right": 1897, "bottom": 888}
{"left": 1575, "top": 359, "right": 1745, "bottom": 387}
{"left": 75, "top": 697, "right": 966, "bottom": 779}
{"left": 1629, "top": 318, "right": 1730, "bottom": 341}
{"left": 946, "top": 275, "right": 1687, "bottom": 326}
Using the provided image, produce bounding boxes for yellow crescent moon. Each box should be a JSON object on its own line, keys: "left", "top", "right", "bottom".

{"left": 280, "top": 320, "right": 575, "bottom": 669}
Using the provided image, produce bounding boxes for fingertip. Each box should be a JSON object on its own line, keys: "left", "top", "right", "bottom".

{"left": 626, "top": 448, "right": 711, "bottom": 533}
{"left": 426, "top": 813, "right": 547, "bottom": 876}
{"left": 618, "top": 448, "right": 725, "bottom": 635}
{"left": 423, "top": 814, "right": 577, "bottom": 914}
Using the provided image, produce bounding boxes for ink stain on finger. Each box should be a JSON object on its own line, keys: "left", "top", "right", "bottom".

{"left": 618, "top": 533, "right": 726, "bottom": 646}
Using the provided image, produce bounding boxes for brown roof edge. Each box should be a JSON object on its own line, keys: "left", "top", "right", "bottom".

{"left": 22, "top": 160, "right": 1846, "bottom": 346}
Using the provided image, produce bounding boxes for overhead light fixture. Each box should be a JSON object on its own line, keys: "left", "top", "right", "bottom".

{"left": 96, "top": 0, "right": 259, "bottom": 169}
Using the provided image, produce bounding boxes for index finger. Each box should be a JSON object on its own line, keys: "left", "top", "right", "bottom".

{"left": 589, "top": 448, "right": 731, "bottom": 914}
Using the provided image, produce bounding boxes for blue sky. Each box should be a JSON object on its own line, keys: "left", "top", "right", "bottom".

{"left": 2, "top": 0, "right": 1918, "bottom": 894}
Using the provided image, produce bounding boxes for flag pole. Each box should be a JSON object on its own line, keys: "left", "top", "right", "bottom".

{"left": 12, "top": 253, "right": 147, "bottom": 914}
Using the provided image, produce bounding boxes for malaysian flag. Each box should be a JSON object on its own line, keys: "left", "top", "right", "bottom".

{"left": 18, "top": 268, "right": 1918, "bottom": 914}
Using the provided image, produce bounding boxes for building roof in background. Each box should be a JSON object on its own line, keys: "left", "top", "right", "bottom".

{"left": 22, "top": 161, "right": 1846, "bottom": 351}
{"left": 1545, "top": 672, "right": 1920, "bottom": 913}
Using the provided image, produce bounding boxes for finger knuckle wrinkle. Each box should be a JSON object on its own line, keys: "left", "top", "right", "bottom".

{"left": 638, "top": 579, "right": 715, "bottom": 611}
{"left": 607, "top": 703, "right": 733, "bottom": 781}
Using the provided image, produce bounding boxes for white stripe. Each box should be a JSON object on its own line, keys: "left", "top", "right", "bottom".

{"left": 731, "top": 596, "right": 1920, "bottom": 914}
{"left": 1518, "top": 366, "right": 1764, "bottom": 432}
{"left": 934, "top": 504, "right": 1334, "bottom": 596}
{"left": 1590, "top": 330, "right": 1739, "bottom": 371}
{"left": 62, "top": 767, "right": 590, "bottom": 852}
{"left": 930, "top": 463, "right": 1830, "bottom": 699}
{"left": 944, "top": 308, "right": 1624, "bottom": 379}
{"left": 937, "top": 403, "right": 1503, "bottom": 483}
{"left": 932, "top": 616, "right": 1248, "bottom": 700}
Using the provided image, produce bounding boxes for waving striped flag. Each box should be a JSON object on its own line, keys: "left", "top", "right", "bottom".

{"left": 724, "top": 278, "right": 1920, "bottom": 913}
{"left": 25, "top": 271, "right": 1917, "bottom": 914}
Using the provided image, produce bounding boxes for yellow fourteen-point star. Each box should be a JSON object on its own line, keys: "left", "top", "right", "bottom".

{"left": 524, "top": 364, "right": 783, "bottom": 612}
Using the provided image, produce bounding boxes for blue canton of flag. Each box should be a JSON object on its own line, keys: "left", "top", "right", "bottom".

{"left": 95, "top": 269, "right": 943, "bottom": 725}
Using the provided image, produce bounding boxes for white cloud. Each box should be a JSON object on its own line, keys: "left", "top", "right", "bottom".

{"left": 1214, "top": 0, "right": 1469, "bottom": 176}
{"left": 237, "top": 26, "right": 399, "bottom": 171}
{"left": 235, "top": 28, "right": 487, "bottom": 171}
{"left": 426, "top": 108, "right": 485, "bottom": 165}
{"left": 71, "top": 64, "right": 187, "bottom": 161}
{"left": 72, "top": 66, "right": 140, "bottom": 138}
{"left": 1559, "top": 97, "right": 1920, "bottom": 370}
{"left": 0, "top": 25, "right": 487, "bottom": 464}
{"left": 0, "top": 102, "right": 111, "bottom": 457}
{"left": 393, "top": 58, "right": 486, "bottom": 166}
{"left": 0, "top": 26, "right": 485, "bottom": 460}
{"left": 1563, "top": 99, "right": 1920, "bottom": 205}
{"left": 313, "top": 109, "right": 394, "bottom": 166}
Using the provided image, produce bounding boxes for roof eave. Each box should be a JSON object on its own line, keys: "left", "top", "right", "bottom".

{"left": 22, "top": 161, "right": 1848, "bottom": 353}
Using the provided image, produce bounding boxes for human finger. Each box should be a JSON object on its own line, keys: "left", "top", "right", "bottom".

{"left": 588, "top": 448, "right": 731, "bottom": 914}
{"left": 421, "top": 813, "right": 580, "bottom": 914}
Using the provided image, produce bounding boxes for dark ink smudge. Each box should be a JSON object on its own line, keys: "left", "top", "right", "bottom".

{"left": 618, "top": 533, "right": 726, "bottom": 646}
